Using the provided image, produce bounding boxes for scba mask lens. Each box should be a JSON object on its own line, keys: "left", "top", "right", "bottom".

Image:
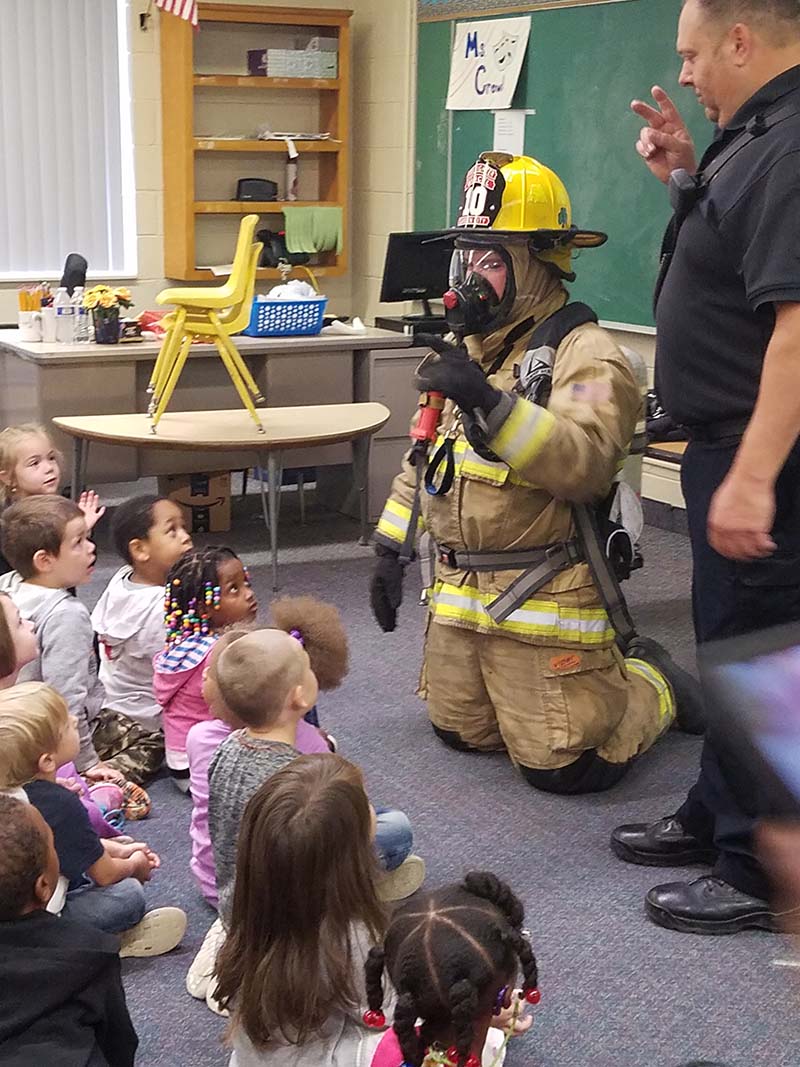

{"left": 444, "top": 246, "right": 510, "bottom": 335}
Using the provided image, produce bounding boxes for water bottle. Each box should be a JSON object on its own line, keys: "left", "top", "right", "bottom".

{"left": 71, "top": 287, "right": 90, "bottom": 342}
{"left": 53, "top": 287, "right": 74, "bottom": 344}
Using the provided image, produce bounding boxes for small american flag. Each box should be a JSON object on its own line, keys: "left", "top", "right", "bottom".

{"left": 155, "top": 0, "right": 198, "bottom": 27}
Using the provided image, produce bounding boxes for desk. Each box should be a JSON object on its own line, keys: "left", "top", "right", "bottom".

{"left": 53, "top": 404, "right": 390, "bottom": 590}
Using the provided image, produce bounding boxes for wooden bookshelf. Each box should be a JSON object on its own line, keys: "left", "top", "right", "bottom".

{"left": 161, "top": 3, "right": 351, "bottom": 281}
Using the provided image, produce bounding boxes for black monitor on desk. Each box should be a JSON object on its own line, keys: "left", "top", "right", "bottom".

{"left": 379, "top": 231, "right": 453, "bottom": 321}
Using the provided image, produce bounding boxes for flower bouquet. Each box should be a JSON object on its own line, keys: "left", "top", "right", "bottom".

{"left": 83, "top": 285, "right": 133, "bottom": 344}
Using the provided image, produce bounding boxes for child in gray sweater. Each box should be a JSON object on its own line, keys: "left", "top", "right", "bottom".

{"left": 0, "top": 496, "right": 108, "bottom": 778}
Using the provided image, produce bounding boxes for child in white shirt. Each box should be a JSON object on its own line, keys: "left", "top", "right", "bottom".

{"left": 91, "top": 495, "right": 193, "bottom": 784}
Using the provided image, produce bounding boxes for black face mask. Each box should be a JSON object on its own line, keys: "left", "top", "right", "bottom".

{"left": 442, "top": 271, "right": 500, "bottom": 337}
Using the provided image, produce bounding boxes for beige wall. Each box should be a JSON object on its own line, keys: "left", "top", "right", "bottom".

{"left": 0, "top": 0, "right": 415, "bottom": 326}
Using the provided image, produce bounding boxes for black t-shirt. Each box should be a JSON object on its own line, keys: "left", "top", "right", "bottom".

{"left": 655, "top": 65, "right": 800, "bottom": 428}
{"left": 24, "top": 779, "right": 104, "bottom": 890}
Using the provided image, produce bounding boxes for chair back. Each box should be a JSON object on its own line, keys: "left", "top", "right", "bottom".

{"left": 227, "top": 242, "right": 264, "bottom": 335}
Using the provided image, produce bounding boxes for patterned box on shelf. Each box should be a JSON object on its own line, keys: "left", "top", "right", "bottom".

{"left": 243, "top": 296, "right": 328, "bottom": 337}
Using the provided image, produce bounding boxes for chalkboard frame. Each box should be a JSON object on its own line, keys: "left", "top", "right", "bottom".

{"left": 419, "top": 0, "right": 634, "bottom": 22}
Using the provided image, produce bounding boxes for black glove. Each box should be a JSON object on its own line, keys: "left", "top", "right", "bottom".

{"left": 413, "top": 334, "right": 501, "bottom": 416}
{"left": 370, "top": 544, "right": 406, "bottom": 632}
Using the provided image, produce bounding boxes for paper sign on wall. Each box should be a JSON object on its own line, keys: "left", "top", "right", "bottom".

{"left": 446, "top": 17, "right": 531, "bottom": 111}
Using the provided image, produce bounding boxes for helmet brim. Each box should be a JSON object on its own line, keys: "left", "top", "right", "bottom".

{"left": 437, "top": 227, "right": 608, "bottom": 250}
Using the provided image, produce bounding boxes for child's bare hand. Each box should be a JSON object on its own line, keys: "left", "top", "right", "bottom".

{"left": 84, "top": 762, "right": 125, "bottom": 785}
{"left": 103, "top": 838, "right": 149, "bottom": 859}
{"left": 56, "top": 775, "right": 83, "bottom": 795}
{"left": 491, "top": 996, "right": 533, "bottom": 1036}
{"left": 78, "top": 490, "right": 106, "bottom": 531}
{"left": 130, "top": 850, "right": 155, "bottom": 883}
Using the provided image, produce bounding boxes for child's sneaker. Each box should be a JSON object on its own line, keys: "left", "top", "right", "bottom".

{"left": 206, "top": 982, "right": 229, "bottom": 1017}
{"left": 119, "top": 907, "right": 187, "bottom": 958}
{"left": 186, "top": 917, "right": 226, "bottom": 999}
{"left": 377, "top": 854, "right": 425, "bottom": 902}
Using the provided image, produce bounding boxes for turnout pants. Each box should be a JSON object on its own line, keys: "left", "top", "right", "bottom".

{"left": 93, "top": 709, "right": 165, "bottom": 785}
{"left": 676, "top": 438, "right": 800, "bottom": 900}
{"left": 421, "top": 619, "right": 673, "bottom": 795}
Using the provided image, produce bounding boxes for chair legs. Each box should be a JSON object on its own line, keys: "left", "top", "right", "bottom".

{"left": 213, "top": 336, "right": 264, "bottom": 432}
{"left": 150, "top": 335, "right": 193, "bottom": 429}
{"left": 148, "top": 308, "right": 187, "bottom": 404}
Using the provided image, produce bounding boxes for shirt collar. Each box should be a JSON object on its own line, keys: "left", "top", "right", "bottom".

{"left": 725, "top": 63, "right": 800, "bottom": 131}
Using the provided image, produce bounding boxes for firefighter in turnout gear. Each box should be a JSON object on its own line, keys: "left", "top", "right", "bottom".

{"left": 371, "top": 153, "right": 704, "bottom": 794}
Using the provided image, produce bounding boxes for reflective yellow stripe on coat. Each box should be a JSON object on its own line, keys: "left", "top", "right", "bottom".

{"left": 375, "top": 498, "right": 424, "bottom": 546}
{"left": 490, "top": 397, "right": 556, "bottom": 471}
{"left": 626, "top": 658, "right": 676, "bottom": 724}
{"left": 430, "top": 580, "right": 615, "bottom": 645}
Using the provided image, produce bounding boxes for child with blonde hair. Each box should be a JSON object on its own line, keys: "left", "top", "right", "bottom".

{"left": 0, "top": 423, "right": 105, "bottom": 575}
{"left": 0, "top": 682, "right": 186, "bottom": 955}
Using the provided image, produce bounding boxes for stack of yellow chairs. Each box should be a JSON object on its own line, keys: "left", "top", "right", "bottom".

{"left": 147, "top": 214, "right": 265, "bottom": 432}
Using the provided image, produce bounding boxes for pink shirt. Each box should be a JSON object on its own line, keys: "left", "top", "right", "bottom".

{"left": 153, "top": 634, "right": 216, "bottom": 770}
{"left": 186, "top": 716, "right": 331, "bottom": 908}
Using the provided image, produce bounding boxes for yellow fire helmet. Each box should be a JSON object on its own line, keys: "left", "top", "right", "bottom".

{"left": 447, "top": 152, "right": 607, "bottom": 278}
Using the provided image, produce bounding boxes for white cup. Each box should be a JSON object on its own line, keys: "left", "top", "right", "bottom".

{"left": 18, "top": 311, "right": 42, "bottom": 342}
{"left": 40, "top": 306, "right": 57, "bottom": 343}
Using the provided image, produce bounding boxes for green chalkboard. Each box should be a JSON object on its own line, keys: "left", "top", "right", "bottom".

{"left": 414, "top": 0, "right": 710, "bottom": 327}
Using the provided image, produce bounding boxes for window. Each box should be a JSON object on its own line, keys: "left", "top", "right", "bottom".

{"left": 0, "top": 0, "right": 137, "bottom": 279}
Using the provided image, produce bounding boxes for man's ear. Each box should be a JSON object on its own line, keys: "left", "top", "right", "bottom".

{"left": 31, "top": 549, "right": 53, "bottom": 576}
{"left": 730, "top": 22, "right": 754, "bottom": 66}
{"left": 128, "top": 537, "right": 150, "bottom": 565}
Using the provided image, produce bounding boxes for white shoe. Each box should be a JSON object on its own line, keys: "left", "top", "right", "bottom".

{"left": 377, "top": 854, "right": 425, "bottom": 902}
{"left": 119, "top": 907, "right": 187, "bottom": 958}
{"left": 206, "top": 981, "right": 230, "bottom": 1017}
{"left": 186, "top": 917, "right": 226, "bottom": 999}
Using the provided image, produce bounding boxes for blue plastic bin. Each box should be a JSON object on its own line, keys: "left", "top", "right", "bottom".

{"left": 243, "top": 296, "right": 327, "bottom": 337}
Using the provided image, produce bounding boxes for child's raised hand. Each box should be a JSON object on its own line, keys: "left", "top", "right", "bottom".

{"left": 491, "top": 994, "right": 533, "bottom": 1036}
{"left": 84, "top": 761, "right": 125, "bottom": 785}
{"left": 78, "top": 490, "right": 106, "bottom": 531}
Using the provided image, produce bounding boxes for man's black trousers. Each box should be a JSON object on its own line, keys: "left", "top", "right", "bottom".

{"left": 677, "top": 438, "right": 800, "bottom": 899}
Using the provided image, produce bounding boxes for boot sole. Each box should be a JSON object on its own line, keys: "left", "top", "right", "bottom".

{"left": 611, "top": 837, "right": 718, "bottom": 868}
{"left": 645, "top": 898, "right": 777, "bottom": 935}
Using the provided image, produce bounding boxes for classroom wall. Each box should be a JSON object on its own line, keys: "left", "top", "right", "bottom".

{"left": 0, "top": 0, "right": 416, "bottom": 326}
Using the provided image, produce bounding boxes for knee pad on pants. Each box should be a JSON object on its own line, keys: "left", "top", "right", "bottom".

{"left": 519, "top": 748, "right": 630, "bottom": 795}
{"left": 432, "top": 724, "right": 477, "bottom": 753}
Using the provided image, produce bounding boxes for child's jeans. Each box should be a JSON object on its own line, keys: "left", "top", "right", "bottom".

{"left": 374, "top": 808, "right": 413, "bottom": 871}
{"left": 61, "top": 877, "right": 146, "bottom": 934}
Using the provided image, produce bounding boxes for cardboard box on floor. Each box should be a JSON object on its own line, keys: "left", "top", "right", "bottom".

{"left": 157, "top": 471, "right": 231, "bottom": 534}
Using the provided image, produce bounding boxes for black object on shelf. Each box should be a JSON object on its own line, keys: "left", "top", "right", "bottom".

{"left": 235, "top": 178, "right": 278, "bottom": 201}
{"left": 60, "top": 253, "right": 88, "bottom": 296}
{"left": 375, "top": 314, "right": 449, "bottom": 338}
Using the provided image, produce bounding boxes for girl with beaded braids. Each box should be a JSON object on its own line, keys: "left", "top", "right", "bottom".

{"left": 153, "top": 547, "right": 257, "bottom": 791}
{"left": 364, "top": 872, "right": 536, "bottom": 1067}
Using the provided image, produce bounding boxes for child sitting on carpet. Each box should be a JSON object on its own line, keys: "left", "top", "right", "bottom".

{"left": 214, "top": 753, "right": 396, "bottom": 1064}
{"left": 0, "top": 496, "right": 117, "bottom": 780}
{"left": 364, "top": 872, "right": 536, "bottom": 1067}
{"left": 0, "top": 681, "right": 186, "bottom": 956}
{"left": 185, "top": 599, "right": 346, "bottom": 1005}
{"left": 0, "top": 794, "right": 139, "bottom": 1066}
{"left": 0, "top": 423, "right": 105, "bottom": 574}
{"left": 153, "top": 546, "right": 258, "bottom": 791}
{"left": 91, "top": 494, "right": 193, "bottom": 783}
{"left": 0, "top": 589, "right": 126, "bottom": 842}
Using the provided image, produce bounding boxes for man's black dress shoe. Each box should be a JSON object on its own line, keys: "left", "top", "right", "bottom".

{"left": 645, "top": 875, "right": 776, "bottom": 934}
{"left": 611, "top": 815, "right": 718, "bottom": 866}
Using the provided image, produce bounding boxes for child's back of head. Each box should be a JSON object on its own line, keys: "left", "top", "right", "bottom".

{"left": 214, "top": 628, "right": 316, "bottom": 729}
{"left": 364, "top": 872, "right": 540, "bottom": 1067}
{"left": 215, "top": 753, "right": 385, "bottom": 1047}
{"left": 0, "top": 794, "right": 60, "bottom": 919}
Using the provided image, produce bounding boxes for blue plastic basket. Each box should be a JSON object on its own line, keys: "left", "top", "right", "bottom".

{"left": 243, "top": 296, "right": 327, "bottom": 337}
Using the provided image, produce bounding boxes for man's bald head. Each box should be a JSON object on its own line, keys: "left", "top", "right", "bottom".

{"left": 214, "top": 628, "right": 309, "bottom": 728}
{"left": 689, "top": 0, "right": 800, "bottom": 44}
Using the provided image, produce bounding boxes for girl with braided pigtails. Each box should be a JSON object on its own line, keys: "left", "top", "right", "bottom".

{"left": 364, "top": 873, "right": 536, "bottom": 1067}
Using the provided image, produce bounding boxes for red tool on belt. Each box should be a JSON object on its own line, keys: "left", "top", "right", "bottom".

{"left": 411, "top": 390, "right": 446, "bottom": 444}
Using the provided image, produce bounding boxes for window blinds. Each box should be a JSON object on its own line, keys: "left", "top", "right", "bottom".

{"left": 0, "top": 0, "right": 136, "bottom": 278}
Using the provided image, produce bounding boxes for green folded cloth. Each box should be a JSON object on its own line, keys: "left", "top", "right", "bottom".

{"left": 284, "top": 205, "right": 343, "bottom": 254}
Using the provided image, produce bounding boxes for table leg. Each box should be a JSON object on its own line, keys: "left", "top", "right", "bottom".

{"left": 253, "top": 454, "right": 270, "bottom": 535}
{"left": 267, "top": 451, "right": 283, "bottom": 592}
{"left": 352, "top": 434, "right": 370, "bottom": 546}
{"left": 70, "top": 439, "right": 88, "bottom": 501}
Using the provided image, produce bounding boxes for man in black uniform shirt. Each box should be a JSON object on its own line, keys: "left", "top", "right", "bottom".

{"left": 611, "top": 0, "right": 800, "bottom": 934}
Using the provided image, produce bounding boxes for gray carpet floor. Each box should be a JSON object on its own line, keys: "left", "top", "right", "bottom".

{"left": 80, "top": 497, "right": 798, "bottom": 1067}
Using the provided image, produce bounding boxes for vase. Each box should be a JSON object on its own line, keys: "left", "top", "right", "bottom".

{"left": 92, "top": 307, "right": 120, "bottom": 345}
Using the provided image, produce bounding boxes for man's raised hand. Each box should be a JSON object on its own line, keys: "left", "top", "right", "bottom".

{"left": 631, "top": 86, "right": 697, "bottom": 184}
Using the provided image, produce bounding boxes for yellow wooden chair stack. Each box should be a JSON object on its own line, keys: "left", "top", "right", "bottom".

{"left": 147, "top": 214, "right": 265, "bottom": 432}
